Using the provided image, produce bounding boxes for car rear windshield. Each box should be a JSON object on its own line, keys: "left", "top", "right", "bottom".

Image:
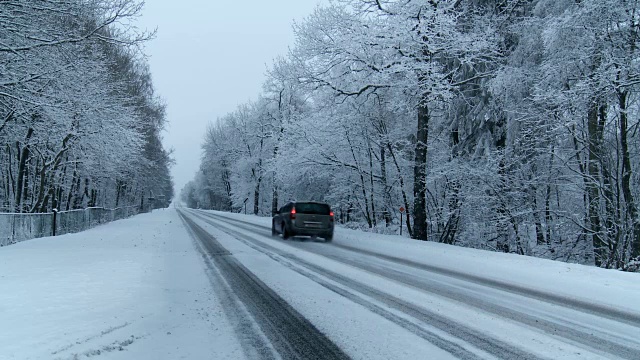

{"left": 294, "top": 203, "right": 330, "bottom": 215}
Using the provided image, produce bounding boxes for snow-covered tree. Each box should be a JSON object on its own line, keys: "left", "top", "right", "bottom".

{"left": 188, "top": 0, "right": 640, "bottom": 269}
{"left": 0, "top": 0, "right": 173, "bottom": 213}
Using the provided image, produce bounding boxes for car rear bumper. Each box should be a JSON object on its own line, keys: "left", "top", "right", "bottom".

{"left": 290, "top": 225, "right": 333, "bottom": 237}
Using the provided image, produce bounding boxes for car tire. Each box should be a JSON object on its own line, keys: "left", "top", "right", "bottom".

{"left": 271, "top": 221, "right": 277, "bottom": 236}
{"left": 325, "top": 233, "right": 333, "bottom": 242}
{"left": 282, "top": 223, "right": 290, "bottom": 239}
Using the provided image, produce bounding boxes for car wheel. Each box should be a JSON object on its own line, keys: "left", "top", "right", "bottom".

{"left": 282, "top": 222, "right": 290, "bottom": 239}
{"left": 325, "top": 233, "right": 333, "bottom": 242}
{"left": 271, "top": 221, "right": 277, "bottom": 236}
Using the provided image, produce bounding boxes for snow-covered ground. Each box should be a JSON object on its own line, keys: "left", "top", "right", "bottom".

{"left": 2, "top": 206, "right": 639, "bottom": 360}
{"left": 0, "top": 208, "right": 243, "bottom": 360}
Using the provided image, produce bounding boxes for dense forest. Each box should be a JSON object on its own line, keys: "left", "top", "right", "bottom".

{"left": 0, "top": 1, "right": 174, "bottom": 214}
{"left": 183, "top": 0, "right": 639, "bottom": 269}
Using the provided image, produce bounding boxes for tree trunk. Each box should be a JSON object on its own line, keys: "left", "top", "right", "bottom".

{"left": 89, "top": 189, "right": 97, "bottom": 207}
{"left": 587, "top": 100, "right": 606, "bottom": 266}
{"left": 440, "top": 124, "right": 461, "bottom": 245}
{"left": 569, "top": 124, "right": 591, "bottom": 261}
{"left": 74, "top": 176, "right": 86, "bottom": 209}
{"left": 223, "top": 168, "right": 232, "bottom": 211}
{"left": 24, "top": 157, "right": 32, "bottom": 208}
{"left": 544, "top": 144, "right": 555, "bottom": 247}
{"left": 6, "top": 144, "right": 15, "bottom": 209}
{"left": 32, "top": 133, "right": 73, "bottom": 213}
{"left": 55, "top": 185, "right": 63, "bottom": 211}
{"left": 347, "top": 132, "right": 373, "bottom": 228}
{"left": 254, "top": 177, "right": 261, "bottom": 215}
{"left": 618, "top": 90, "right": 640, "bottom": 260}
{"left": 440, "top": 180, "right": 460, "bottom": 245}
{"left": 367, "top": 137, "right": 377, "bottom": 227}
{"left": 380, "top": 144, "right": 392, "bottom": 226}
{"left": 387, "top": 142, "right": 412, "bottom": 236}
{"left": 32, "top": 164, "right": 48, "bottom": 213}
{"left": 14, "top": 128, "right": 34, "bottom": 212}
{"left": 533, "top": 187, "right": 546, "bottom": 246}
{"left": 81, "top": 178, "right": 90, "bottom": 208}
{"left": 115, "top": 180, "right": 122, "bottom": 208}
{"left": 412, "top": 97, "right": 429, "bottom": 240}
{"left": 272, "top": 139, "right": 280, "bottom": 215}
{"left": 272, "top": 184, "right": 279, "bottom": 215}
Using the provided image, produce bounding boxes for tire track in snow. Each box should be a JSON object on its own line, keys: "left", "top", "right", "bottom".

{"left": 179, "top": 212, "right": 278, "bottom": 360}
{"left": 178, "top": 210, "right": 350, "bottom": 360}
{"left": 50, "top": 322, "right": 131, "bottom": 356}
{"left": 201, "top": 211, "right": 640, "bottom": 326}
{"left": 188, "top": 209, "right": 544, "bottom": 360}
{"left": 300, "top": 246, "right": 640, "bottom": 359}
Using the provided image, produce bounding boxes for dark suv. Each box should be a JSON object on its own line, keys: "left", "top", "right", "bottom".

{"left": 272, "top": 202, "right": 334, "bottom": 241}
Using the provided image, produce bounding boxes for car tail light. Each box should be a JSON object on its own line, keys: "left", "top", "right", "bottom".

{"left": 329, "top": 211, "right": 334, "bottom": 221}
{"left": 290, "top": 207, "right": 296, "bottom": 219}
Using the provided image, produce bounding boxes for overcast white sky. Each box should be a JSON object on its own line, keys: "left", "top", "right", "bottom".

{"left": 138, "top": 1, "right": 325, "bottom": 194}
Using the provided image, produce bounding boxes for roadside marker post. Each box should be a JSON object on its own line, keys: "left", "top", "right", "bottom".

{"left": 52, "top": 209, "right": 58, "bottom": 236}
{"left": 399, "top": 206, "right": 405, "bottom": 236}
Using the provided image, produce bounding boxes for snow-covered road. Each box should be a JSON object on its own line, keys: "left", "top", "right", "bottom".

{"left": 1, "top": 206, "right": 639, "bottom": 359}
{"left": 183, "top": 207, "right": 640, "bottom": 360}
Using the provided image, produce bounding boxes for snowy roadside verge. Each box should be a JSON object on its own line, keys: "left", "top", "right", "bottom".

{"left": 200, "top": 209, "right": 640, "bottom": 315}
{"left": 0, "top": 208, "right": 243, "bottom": 360}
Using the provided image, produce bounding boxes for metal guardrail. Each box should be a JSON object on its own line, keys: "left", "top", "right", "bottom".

{"left": 0, "top": 206, "right": 139, "bottom": 246}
